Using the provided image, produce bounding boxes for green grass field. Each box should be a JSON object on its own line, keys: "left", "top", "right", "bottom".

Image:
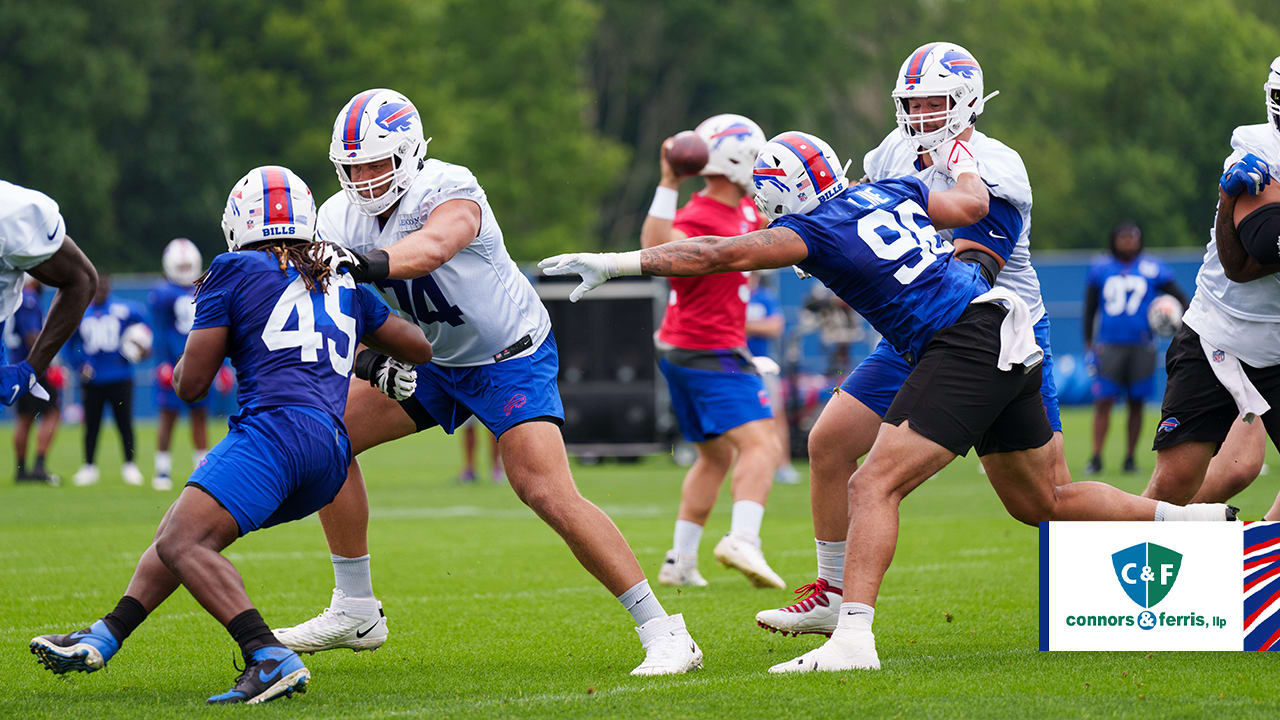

{"left": 2, "top": 407, "right": 1278, "bottom": 718}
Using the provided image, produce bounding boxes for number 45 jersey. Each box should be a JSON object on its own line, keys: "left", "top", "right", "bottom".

{"left": 317, "top": 159, "right": 551, "bottom": 367}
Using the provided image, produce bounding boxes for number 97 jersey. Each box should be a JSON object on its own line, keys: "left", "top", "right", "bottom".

{"left": 192, "top": 250, "right": 390, "bottom": 424}
{"left": 317, "top": 159, "right": 551, "bottom": 367}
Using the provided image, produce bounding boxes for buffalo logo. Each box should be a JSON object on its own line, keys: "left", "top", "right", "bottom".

{"left": 1212, "top": 349, "right": 1225, "bottom": 363}
{"left": 1112, "top": 542, "right": 1182, "bottom": 608}
{"left": 709, "top": 123, "right": 754, "bottom": 149}
{"left": 753, "top": 160, "right": 789, "bottom": 193}
{"left": 758, "top": 389, "right": 770, "bottom": 406}
{"left": 376, "top": 103, "right": 418, "bottom": 132}
{"left": 504, "top": 394, "right": 528, "bottom": 417}
{"left": 940, "top": 49, "right": 980, "bottom": 79}
{"left": 1158, "top": 417, "right": 1179, "bottom": 432}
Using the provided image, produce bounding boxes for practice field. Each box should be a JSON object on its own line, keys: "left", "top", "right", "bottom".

{"left": 2, "top": 408, "right": 1278, "bottom": 718}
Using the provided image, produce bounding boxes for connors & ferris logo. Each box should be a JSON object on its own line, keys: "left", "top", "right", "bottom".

{"left": 1112, "top": 542, "right": 1182, "bottom": 608}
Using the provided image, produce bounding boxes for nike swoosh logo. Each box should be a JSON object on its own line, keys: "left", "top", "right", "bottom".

{"left": 258, "top": 665, "right": 281, "bottom": 683}
{"left": 355, "top": 621, "right": 379, "bottom": 638}
{"left": 47, "top": 218, "right": 61, "bottom": 241}
{"left": 988, "top": 230, "right": 1007, "bottom": 240}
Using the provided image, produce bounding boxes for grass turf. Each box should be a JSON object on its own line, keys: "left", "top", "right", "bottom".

{"left": 1, "top": 407, "right": 1278, "bottom": 718}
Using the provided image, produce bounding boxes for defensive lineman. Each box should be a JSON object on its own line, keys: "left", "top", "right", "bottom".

{"left": 542, "top": 130, "right": 1235, "bottom": 671}
{"left": 273, "top": 89, "right": 703, "bottom": 675}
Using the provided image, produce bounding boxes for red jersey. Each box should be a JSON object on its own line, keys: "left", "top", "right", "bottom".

{"left": 657, "top": 193, "right": 763, "bottom": 349}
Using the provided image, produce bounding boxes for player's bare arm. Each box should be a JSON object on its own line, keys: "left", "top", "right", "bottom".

{"left": 362, "top": 315, "right": 433, "bottom": 365}
{"left": 383, "top": 199, "right": 481, "bottom": 279}
{"left": 24, "top": 236, "right": 98, "bottom": 375}
{"left": 1219, "top": 183, "right": 1280, "bottom": 282}
{"left": 926, "top": 172, "right": 989, "bottom": 230}
{"left": 174, "top": 326, "right": 229, "bottom": 403}
{"left": 641, "top": 227, "right": 808, "bottom": 276}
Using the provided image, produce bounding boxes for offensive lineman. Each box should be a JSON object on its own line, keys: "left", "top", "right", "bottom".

{"left": 542, "top": 130, "right": 1235, "bottom": 671}
{"left": 642, "top": 114, "right": 787, "bottom": 589}
{"left": 273, "top": 89, "right": 703, "bottom": 676}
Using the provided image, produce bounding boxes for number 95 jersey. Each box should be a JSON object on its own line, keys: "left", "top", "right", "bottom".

{"left": 317, "top": 159, "right": 551, "bottom": 367}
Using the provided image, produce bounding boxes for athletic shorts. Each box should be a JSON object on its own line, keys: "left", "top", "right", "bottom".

{"left": 883, "top": 303, "right": 1054, "bottom": 457}
{"left": 156, "top": 384, "right": 210, "bottom": 411}
{"left": 1092, "top": 343, "right": 1157, "bottom": 401}
{"left": 399, "top": 333, "right": 564, "bottom": 438}
{"left": 187, "top": 406, "right": 351, "bottom": 536}
{"left": 658, "top": 347, "right": 772, "bottom": 444}
{"left": 1152, "top": 324, "right": 1280, "bottom": 451}
{"left": 841, "top": 312, "right": 1062, "bottom": 433}
{"left": 17, "top": 374, "right": 60, "bottom": 415}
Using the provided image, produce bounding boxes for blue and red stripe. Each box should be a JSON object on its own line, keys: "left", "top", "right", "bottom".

{"left": 342, "top": 90, "right": 380, "bottom": 150}
{"left": 260, "top": 167, "right": 294, "bottom": 227}
{"left": 774, "top": 133, "right": 837, "bottom": 193}
{"left": 904, "top": 43, "right": 938, "bottom": 86}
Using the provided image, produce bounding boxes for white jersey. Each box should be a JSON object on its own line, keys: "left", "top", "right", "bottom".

{"left": 1181, "top": 123, "right": 1280, "bottom": 367}
{"left": 0, "top": 180, "right": 65, "bottom": 322}
{"left": 318, "top": 159, "right": 550, "bottom": 366}
{"left": 863, "top": 129, "right": 1045, "bottom": 323}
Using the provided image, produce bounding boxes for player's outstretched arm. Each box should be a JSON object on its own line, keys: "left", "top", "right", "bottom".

{"left": 1218, "top": 176, "right": 1280, "bottom": 282}
{"left": 24, "top": 236, "right": 98, "bottom": 375}
{"left": 923, "top": 139, "right": 989, "bottom": 230}
{"left": 363, "top": 314, "right": 433, "bottom": 366}
{"left": 174, "top": 327, "right": 229, "bottom": 403}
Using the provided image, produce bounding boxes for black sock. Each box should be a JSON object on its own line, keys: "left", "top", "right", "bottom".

{"left": 102, "top": 596, "right": 148, "bottom": 642}
{"left": 226, "top": 609, "right": 282, "bottom": 663}
{"left": 35, "top": 454, "right": 45, "bottom": 471}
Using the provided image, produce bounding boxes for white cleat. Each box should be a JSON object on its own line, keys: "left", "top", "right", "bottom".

{"left": 1164, "top": 503, "right": 1239, "bottom": 521}
{"left": 657, "top": 550, "right": 708, "bottom": 587}
{"left": 768, "top": 629, "right": 881, "bottom": 673}
{"left": 631, "top": 613, "right": 703, "bottom": 676}
{"left": 755, "top": 578, "right": 841, "bottom": 637}
{"left": 72, "top": 464, "right": 99, "bottom": 487}
{"left": 152, "top": 474, "right": 173, "bottom": 492}
{"left": 121, "top": 462, "right": 145, "bottom": 487}
{"left": 272, "top": 589, "right": 387, "bottom": 653}
{"left": 713, "top": 533, "right": 785, "bottom": 589}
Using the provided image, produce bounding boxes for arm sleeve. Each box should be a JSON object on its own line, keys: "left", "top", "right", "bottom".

{"left": 950, "top": 196, "right": 1023, "bottom": 260}
{"left": 192, "top": 259, "right": 237, "bottom": 330}
{"left": 1237, "top": 203, "right": 1280, "bottom": 266}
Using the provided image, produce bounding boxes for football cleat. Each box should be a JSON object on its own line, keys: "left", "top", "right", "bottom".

{"left": 713, "top": 533, "right": 785, "bottom": 589}
{"left": 72, "top": 464, "right": 99, "bottom": 487}
{"left": 207, "top": 646, "right": 309, "bottom": 705}
{"left": 152, "top": 473, "right": 173, "bottom": 492}
{"left": 121, "top": 462, "right": 145, "bottom": 487}
{"left": 1164, "top": 503, "right": 1239, "bottom": 521}
{"left": 272, "top": 589, "right": 386, "bottom": 653}
{"left": 30, "top": 620, "right": 120, "bottom": 674}
{"left": 631, "top": 613, "right": 703, "bottom": 676}
{"left": 755, "top": 578, "right": 842, "bottom": 637}
{"left": 657, "top": 550, "right": 708, "bottom": 587}
{"left": 767, "top": 629, "right": 880, "bottom": 673}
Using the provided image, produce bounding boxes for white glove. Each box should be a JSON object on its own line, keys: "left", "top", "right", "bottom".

{"left": 931, "top": 138, "right": 979, "bottom": 180}
{"left": 376, "top": 357, "right": 418, "bottom": 401}
{"left": 538, "top": 251, "right": 641, "bottom": 302}
{"left": 751, "top": 355, "right": 781, "bottom": 376}
{"left": 793, "top": 265, "right": 811, "bottom": 280}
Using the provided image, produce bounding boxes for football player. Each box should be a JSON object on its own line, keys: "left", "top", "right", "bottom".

{"left": 1141, "top": 56, "right": 1280, "bottom": 523}
{"left": 642, "top": 114, "right": 787, "bottom": 589}
{"left": 65, "top": 275, "right": 150, "bottom": 487}
{"left": 30, "top": 166, "right": 432, "bottom": 705}
{"left": 542, "top": 130, "right": 1236, "bottom": 671}
{"left": 149, "top": 238, "right": 210, "bottom": 491}
{"left": 0, "top": 181, "right": 97, "bottom": 414}
{"left": 745, "top": 271, "right": 799, "bottom": 484}
{"left": 273, "top": 89, "right": 703, "bottom": 676}
{"left": 1083, "top": 222, "right": 1187, "bottom": 474}
{"left": 6, "top": 277, "right": 65, "bottom": 485}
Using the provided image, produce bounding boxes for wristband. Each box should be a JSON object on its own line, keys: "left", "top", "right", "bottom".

{"left": 353, "top": 348, "right": 383, "bottom": 381}
{"left": 613, "top": 250, "right": 644, "bottom": 276}
{"left": 648, "top": 186, "right": 678, "bottom": 220}
{"left": 362, "top": 249, "right": 391, "bottom": 281}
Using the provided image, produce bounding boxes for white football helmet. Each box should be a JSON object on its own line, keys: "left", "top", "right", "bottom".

{"left": 161, "top": 237, "right": 202, "bottom": 286}
{"left": 752, "top": 132, "right": 849, "bottom": 221}
{"left": 329, "top": 88, "right": 430, "bottom": 216}
{"left": 220, "top": 166, "right": 317, "bottom": 251}
{"left": 695, "top": 114, "right": 766, "bottom": 191}
{"left": 892, "top": 42, "right": 998, "bottom": 152}
{"left": 1265, "top": 56, "right": 1280, "bottom": 141}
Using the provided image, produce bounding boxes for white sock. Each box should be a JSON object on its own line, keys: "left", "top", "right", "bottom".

{"left": 1154, "top": 501, "right": 1173, "bottom": 522}
{"left": 673, "top": 520, "right": 703, "bottom": 556}
{"left": 331, "top": 554, "right": 374, "bottom": 599}
{"left": 618, "top": 579, "right": 666, "bottom": 626}
{"left": 193, "top": 449, "right": 208, "bottom": 468}
{"left": 729, "top": 500, "right": 765, "bottom": 540}
{"left": 154, "top": 451, "right": 172, "bottom": 477}
{"left": 836, "top": 602, "right": 875, "bottom": 633}
{"left": 816, "top": 539, "right": 846, "bottom": 588}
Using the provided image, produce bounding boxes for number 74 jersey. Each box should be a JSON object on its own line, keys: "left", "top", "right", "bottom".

{"left": 317, "top": 159, "right": 551, "bottom": 367}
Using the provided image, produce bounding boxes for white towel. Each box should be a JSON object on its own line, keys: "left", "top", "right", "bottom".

{"left": 969, "top": 286, "right": 1043, "bottom": 371}
{"left": 1199, "top": 337, "right": 1270, "bottom": 421}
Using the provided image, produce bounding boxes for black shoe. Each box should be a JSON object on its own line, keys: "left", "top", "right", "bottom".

{"left": 1122, "top": 457, "right": 1138, "bottom": 474}
{"left": 1084, "top": 457, "right": 1102, "bottom": 475}
{"left": 207, "top": 646, "right": 309, "bottom": 705}
{"left": 15, "top": 469, "right": 36, "bottom": 484}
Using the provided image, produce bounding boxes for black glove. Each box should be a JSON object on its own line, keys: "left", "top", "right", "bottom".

{"left": 321, "top": 242, "right": 390, "bottom": 283}
{"left": 354, "top": 348, "right": 417, "bottom": 400}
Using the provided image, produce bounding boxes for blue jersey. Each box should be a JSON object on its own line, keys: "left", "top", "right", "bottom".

{"left": 1087, "top": 254, "right": 1176, "bottom": 346}
{"left": 65, "top": 298, "right": 147, "bottom": 385}
{"left": 192, "top": 250, "right": 390, "bottom": 425}
{"left": 148, "top": 280, "right": 196, "bottom": 365}
{"left": 746, "top": 286, "right": 782, "bottom": 358}
{"left": 779, "top": 178, "right": 989, "bottom": 360}
{"left": 3, "top": 288, "right": 42, "bottom": 362}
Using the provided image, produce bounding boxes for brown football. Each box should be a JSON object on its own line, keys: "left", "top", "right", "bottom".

{"left": 667, "top": 130, "right": 709, "bottom": 176}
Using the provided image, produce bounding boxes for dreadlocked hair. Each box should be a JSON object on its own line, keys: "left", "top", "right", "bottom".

{"left": 194, "top": 241, "right": 333, "bottom": 297}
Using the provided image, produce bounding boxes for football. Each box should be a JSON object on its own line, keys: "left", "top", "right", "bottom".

{"left": 120, "top": 322, "right": 154, "bottom": 363}
{"left": 1147, "top": 294, "right": 1183, "bottom": 337}
{"left": 666, "top": 130, "right": 709, "bottom": 176}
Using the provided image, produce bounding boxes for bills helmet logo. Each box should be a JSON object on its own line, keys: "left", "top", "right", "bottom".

{"left": 376, "top": 102, "right": 419, "bottom": 132}
{"left": 709, "top": 123, "right": 754, "bottom": 149}
{"left": 939, "top": 49, "right": 980, "bottom": 78}
{"left": 753, "top": 159, "right": 789, "bottom": 192}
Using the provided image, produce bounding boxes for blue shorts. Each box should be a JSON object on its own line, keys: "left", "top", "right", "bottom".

{"left": 841, "top": 312, "right": 1063, "bottom": 433}
{"left": 400, "top": 333, "right": 565, "bottom": 437}
{"left": 659, "top": 354, "right": 773, "bottom": 444}
{"left": 187, "top": 406, "right": 351, "bottom": 536}
{"left": 156, "top": 385, "right": 210, "bottom": 411}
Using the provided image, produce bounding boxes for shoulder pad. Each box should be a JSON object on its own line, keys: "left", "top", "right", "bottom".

{"left": 862, "top": 130, "right": 917, "bottom": 182}
{"left": 969, "top": 132, "right": 1032, "bottom": 210}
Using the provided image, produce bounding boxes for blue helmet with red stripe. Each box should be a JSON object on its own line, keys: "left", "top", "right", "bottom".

{"left": 752, "top": 132, "right": 849, "bottom": 221}
{"left": 892, "top": 42, "right": 996, "bottom": 152}
{"left": 329, "top": 89, "right": 429, "bottom": 217}
{"left": 220, "top": 166, "right": 317, "bottom": 251}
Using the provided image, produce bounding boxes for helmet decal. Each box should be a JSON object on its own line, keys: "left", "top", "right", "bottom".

{"left": 902, "top": 42, "right": 939, "bottom": 86}
{"left": 375, "top": 102, "right": 418, "bottom": 132}
{"left": 261, "top": 167, "right": 296, "bottom": 226}
{"left": 939, "top": 49, "right": 980, "bottom": 79}
{"left": 774, "top": 133, "right": 838, "bottom": 193}
{"left": 708, "top": 123, "right": 756, "bottom": 149}
{"left": 342, "top": 90, "right": 380, "bottom": 150}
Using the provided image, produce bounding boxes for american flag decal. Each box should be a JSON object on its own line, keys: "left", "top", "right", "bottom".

{"left": 1244, "top": 521, "right": 1280, "bottom": 650}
